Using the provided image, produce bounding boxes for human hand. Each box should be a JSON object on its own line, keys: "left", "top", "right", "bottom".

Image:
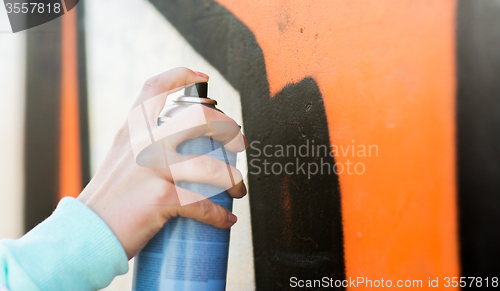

{"left": 77, "top": 67, "right": 247, "bottom": 259}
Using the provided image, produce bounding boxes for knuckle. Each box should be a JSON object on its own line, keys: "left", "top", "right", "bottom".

{"left": 171, "top": 67, "right": 192, "bottom": 84}
{"left": 198, "top": 155, "right": 221, "bottom": 178}
{"left": 142, "top": 75, "right": 161, "bottom": 90}
{"left": 215, "top": 207, "right": 227, "bottom": 226}
{"left": 151, "top": 180, "right": 171, "bottom": 203}
{"left": 162, "top": 178, "right": 175, "bottom": 193}
{"left": 231, "top": 167, "right": 243, "bottom": 182}
{"left": 174, "top": 67, "right": 190, "bottom": 74}
{"left": 198, "top": 199, "right": 214, "bottom": 220}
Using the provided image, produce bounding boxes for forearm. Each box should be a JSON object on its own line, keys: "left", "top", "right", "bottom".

{"left": 0, "top": 197, "right": 128, "bottom": 291}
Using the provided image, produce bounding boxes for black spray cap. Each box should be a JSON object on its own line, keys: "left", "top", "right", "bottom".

{"left": 184, "top": 82, "right": 208, "bottom": 98}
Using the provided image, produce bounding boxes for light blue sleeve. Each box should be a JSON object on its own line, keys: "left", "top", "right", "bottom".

{"left": 0, "top": 197, "right": 129, "bottom": 291}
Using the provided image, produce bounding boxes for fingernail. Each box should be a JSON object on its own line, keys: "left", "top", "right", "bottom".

{"left": 195, "top": 71, "right": 209, "bottom": 79}
{"left": 228, "top": 212, "right": 238, "bottom": 224}
{"left": 241, "top": 183, "right": 247, "bottom": 196}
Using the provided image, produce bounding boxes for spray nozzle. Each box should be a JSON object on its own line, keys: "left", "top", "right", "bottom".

{"left": 184, "top": 82, "right": 208, "bottom": 98}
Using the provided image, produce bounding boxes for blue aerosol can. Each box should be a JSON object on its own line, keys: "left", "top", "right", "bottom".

{"left": 132, "top": 83, "right": 236, "bottom": 291}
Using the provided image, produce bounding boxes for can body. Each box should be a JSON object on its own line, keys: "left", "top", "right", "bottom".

{"left": 132, "top": 100, "right": 236, "bottom": 291}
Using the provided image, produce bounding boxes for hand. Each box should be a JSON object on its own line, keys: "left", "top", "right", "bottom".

{"left": 77, "top": 67, "right": 247, "bottom": 259}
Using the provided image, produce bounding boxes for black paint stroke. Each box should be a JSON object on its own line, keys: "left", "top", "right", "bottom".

{"left": 24, "top": 17, "right": 62, "bottom": 231}
{"left": 147, "top": 0, "right": 346, "bottom": 289}
{"left": 457, "top": 0, "right": 500, "bottom": 278}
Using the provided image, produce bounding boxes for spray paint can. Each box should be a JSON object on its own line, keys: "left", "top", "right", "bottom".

{"left": 132, "top": 82, "right": 236, "bottom": 291}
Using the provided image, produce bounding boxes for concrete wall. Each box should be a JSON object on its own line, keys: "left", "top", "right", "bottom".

{"left": 0, "top": 29, "right": 25, "bottom": 241}
{"left": 1, "top": 0, "right": 500, "bottom": 290}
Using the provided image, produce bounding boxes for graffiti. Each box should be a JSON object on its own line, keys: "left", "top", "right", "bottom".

{"left": 147, "top": 0, "right": 459, "bottom": 289}
{"left": 17, "top": 0, "right": 500, "bottom": 289}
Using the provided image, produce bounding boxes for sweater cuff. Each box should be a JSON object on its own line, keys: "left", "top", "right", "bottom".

{"left": 2, "top": 197, "right": 128, "bottom": 291}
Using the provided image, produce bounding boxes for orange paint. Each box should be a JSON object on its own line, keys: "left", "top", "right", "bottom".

{"left": 216, "top": 0, "right": 459, "bottom": 288}
{"left": 59, "top": 8, "right": 81, "bottom": 199}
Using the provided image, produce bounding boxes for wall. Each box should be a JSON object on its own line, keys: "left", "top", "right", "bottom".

{"left": 147, "top": 0, "right": 460, "bottom": 289}
{"left": 2, "top": 0, "right": 499, "bottom": 290}
{"left": 0, "top": 17, "right": 25, "bottom": 241}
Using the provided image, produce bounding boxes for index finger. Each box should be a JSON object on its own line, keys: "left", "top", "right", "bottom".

{"left": 127, "top": 68, "right": 210, "bottom": 161}
{"left": 133, "top": 67, "right": 210, "bottom": 126}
